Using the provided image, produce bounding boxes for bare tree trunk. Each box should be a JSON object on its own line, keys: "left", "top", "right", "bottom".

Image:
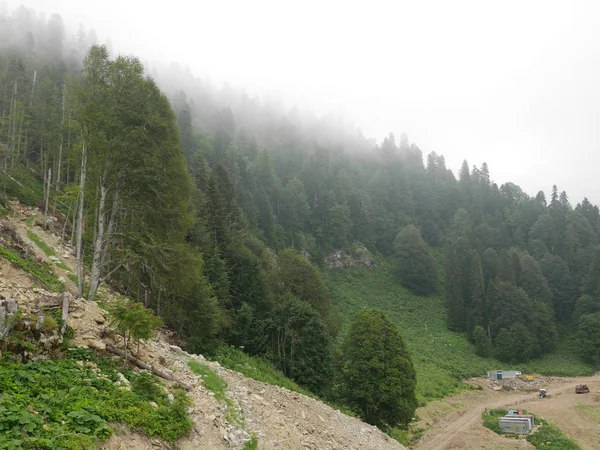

{"left": 61, "top": 200, "right": 72, "bottom": 245}
{"left": 44, "top": 168, "right": 51, "bottom": 229}
{"left": 55, "top": 84, "right": 66, "bottom": 189}
{"left": 76, "top": 132, "right": 87, "bottom": 297}
{"left": 29, "top": 70, "right": 36, "bottom": 107}
{"left": 88, "top": 184, "right": 107, "bottom": 301}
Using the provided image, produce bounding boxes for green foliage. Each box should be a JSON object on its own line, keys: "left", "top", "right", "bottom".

{"left": 107, "top": 298, "right": 163, "bottom": 354}
{"left": 526, "top": 418, "right": 581, "bottom": 450}
{"left": 0, "top": 169, "right": 44, "bottom": 206}
{"left": 0, "top": 357, "right": 191, "bottom": 448}
{"left": 242, "top": 435, "right": 258, "bottom": 450}
{"left": 270, "top": 249, "right": 332, "bottom": 322}
{"left": 187, "top": 360, "right": 242, "bottom": 426}
{"left": 212, "top": 346, "right": 313, "bottom": 396}
{"left": 188, "top": 361, "right": 228, "bottom": 403}
{"left": 576, "top": 312, "right": 600, "bottom": 364}
{"left": 339, "top": 309, "right": 417, "bottom": 428}
{"left": 393, "top": 224, "right": 437, "bottom": 295}
{"left": 253, "top": 294, "right": 333, "bottom": 394}
{"left": 481, "top": 409, "right": 580, "bottom": 450}
{"left": 481, "top": 408, "right": 506, "bottom": 434}
{"left": 327, "top": 263, "right": 594, "bottom": 402}
{"left": 67, "top": 273, "right": 78, "bottom": 284}
{"left": 27, "top": 230, "right": 56, "bottom": 257}
{"left": 24, "top": 215, "right": 37, "bottom": 227}
{"left": 0, "top": 246, "right": 63, "bottom": 292}
{"left": 473, "top": 325, "right": 492, "bottom": 357}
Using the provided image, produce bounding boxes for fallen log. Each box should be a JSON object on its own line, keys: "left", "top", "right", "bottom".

{"left": 106, "top": 344, "right": 192, "bottom": 390}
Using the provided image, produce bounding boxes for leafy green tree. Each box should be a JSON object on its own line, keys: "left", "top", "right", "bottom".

{"left": 518, "top": 254, "right": 552, "bottom": 306}
{"left": 577, "top": 312, "right": 600, "bottom": 364}
{"left": 108, "top": 298, "right": 163, "bottom": 359}
{"left": 469, "top": 252, "right": 486, "bottom": 331}
{"left": 540, "top": 254, "right": 578, "bottom": 321}
{"left": 339, "top": 310, "right": 417, "bottom": 428}
{"left": 573, "top": 295, "right": 600, "bottom": 323}
{"left": 473, "top": 325, "right": 492, "bottom": 357}
{"left": 253, "top": 295, "right": 332, "bottom": 394}
{"left": 393, "top": 224, "right": 437, "bottom": 295}
{"left": 270, "top": 249, "right": 332, "bottom": 324}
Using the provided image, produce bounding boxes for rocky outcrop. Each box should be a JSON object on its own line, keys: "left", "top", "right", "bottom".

{"left": 326, "top": 243, "right": 374, "bottom": 269}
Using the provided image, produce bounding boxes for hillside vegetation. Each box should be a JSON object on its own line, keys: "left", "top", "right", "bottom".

{"left": 0, "top": 4, "right": 599, "bottom": 435}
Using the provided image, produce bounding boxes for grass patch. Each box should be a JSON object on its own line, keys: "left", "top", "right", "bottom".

{"left": 526, "top": 418, "right": 581, "bottom": 450}
{"left": 0, "top": 246, "right": 63, "bottom": 292}
{"left": 481, "top": 408, "right": 507, "bottom": 434}
{"left": 575, "top": 404, "right": 600, "bottom": 423}
{"left": 25, "top": 214, "right": 37, "bottom": 227}
{"left": 0, "top": 168, "right": 44, "bottom": 206}
{"left": 242, "top": 435, "right": 258, "bottom": 450}
{"left": 67, "top": 273, "right": 78, "bottom": 284}
{"left": 213, "top": 346, "right": 312, "bottom": 397}
{"left": 326, "top": 261, "right": 594, "bottom": 403}
{"left": 387, "top": 424, "right": 426, "bottom": 447}
{"left": 187, "top": 360, "right": 242, "bottom": 426}
{"left": 0, "top": 357, "right": 192, "bottom": 448}
{"left": 55, "top": 262, "right": 70, "bottom": 271}
{"left": 27, "top": 230, "right": 56, "bottom": 257}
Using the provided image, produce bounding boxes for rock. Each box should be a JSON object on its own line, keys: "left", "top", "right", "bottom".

{"left": 149, "top": 401, "right": 158, "bottom": 409}
{"left": 88, "top": 339, "right": 106, "bottom": 351}
{"left": 168, "top": 393, "right": 175, "bottom": 403}
{"left": 94, "top": 316, "right": 105, "bottom": 324}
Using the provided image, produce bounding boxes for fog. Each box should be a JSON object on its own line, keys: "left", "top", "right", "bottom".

{"left": 5, "top": 0, "right": 600, "bottom": 204}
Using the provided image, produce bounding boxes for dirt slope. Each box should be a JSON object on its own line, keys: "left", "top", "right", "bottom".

{"left": 0, "top": 203, "right": 404, "bottom": 450}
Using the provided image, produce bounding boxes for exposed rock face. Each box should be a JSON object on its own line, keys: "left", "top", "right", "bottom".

{"left": 326, "top": 243, "right": 374, "bottom": 269}
{"left": 0, "top": 297, "right": 18, "bottom": 338}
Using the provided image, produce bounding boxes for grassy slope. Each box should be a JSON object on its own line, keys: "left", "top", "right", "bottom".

{"left": 327, "top": 260, "right": 595, "bottom": 402}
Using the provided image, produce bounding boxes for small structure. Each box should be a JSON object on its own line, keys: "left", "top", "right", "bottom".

{"left": 499, "top": 414, "right": 535, "bottom": 435}
{"left": 576, "top": 384, "right": 590, "bottom": 394}
{"left": 487, "top": 370, "right": 520, "bottom": 380}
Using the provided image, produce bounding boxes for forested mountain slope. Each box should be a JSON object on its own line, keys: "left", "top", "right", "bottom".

{"left": 1, "top": 5, "right": 599, "bottom": 437}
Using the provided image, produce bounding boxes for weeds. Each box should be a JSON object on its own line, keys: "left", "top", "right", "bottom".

{"left": 0, "top": 356, "right": 192, "bottom": 448}
{"left": 188, "top": 360, "right": 243, "bottom": 427}
{"left": 0, "top": 246, "right": 63, "bottom": 292}
{"left": 213, "top": 346, "right": 312, "bottom": 397}
{"left": 27, "top": 230, "right": 56, "bottom": 257}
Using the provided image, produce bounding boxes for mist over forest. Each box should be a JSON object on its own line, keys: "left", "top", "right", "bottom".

{"left": 1, "top": 3, "right": 600, "bottom": 442}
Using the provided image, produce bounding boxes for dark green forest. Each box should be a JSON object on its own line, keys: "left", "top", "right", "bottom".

{"left": 1, "top": 6, "right": 600, "bottom": 429}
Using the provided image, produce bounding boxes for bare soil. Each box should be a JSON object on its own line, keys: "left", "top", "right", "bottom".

{"left": 413, "top": 374, "right": 600, "bottom": 450}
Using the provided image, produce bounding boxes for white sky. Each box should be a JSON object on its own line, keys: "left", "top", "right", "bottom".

{"left": 6, "top": 0, "right": 600, "bottom": 205}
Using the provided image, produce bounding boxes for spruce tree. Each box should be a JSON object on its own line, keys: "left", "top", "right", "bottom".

{"left": 340, "top": 310, "right": 417, "bottom": 427}
{"left": 393, "top": 224, "right": 437, "bottom": 295}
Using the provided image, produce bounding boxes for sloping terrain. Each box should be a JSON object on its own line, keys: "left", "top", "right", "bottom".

{"left": 0, "top": 201, "right": 403, "bottom": 450}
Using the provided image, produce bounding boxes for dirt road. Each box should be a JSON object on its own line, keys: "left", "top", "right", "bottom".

{"left": 414, "top": 374, "right": 600, "bottom": 450}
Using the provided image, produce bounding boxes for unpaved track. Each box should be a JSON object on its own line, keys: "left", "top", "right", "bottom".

{"left": 415, "top": 374, "right": 600, "bottom": 450}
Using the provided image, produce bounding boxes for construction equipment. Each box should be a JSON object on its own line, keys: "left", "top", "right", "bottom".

{"left": 521, "top": 375, "right": 534, "bottom": 382}
{"left": 575, "top": 384, "right": 590, "bottom": 394}
{"left": 539, "top": 388, "right": 547, "bottom": 398}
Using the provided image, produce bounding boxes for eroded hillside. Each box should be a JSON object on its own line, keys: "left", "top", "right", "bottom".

{"left": 0, "top": 201, "right": 404, "bottom": 450}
